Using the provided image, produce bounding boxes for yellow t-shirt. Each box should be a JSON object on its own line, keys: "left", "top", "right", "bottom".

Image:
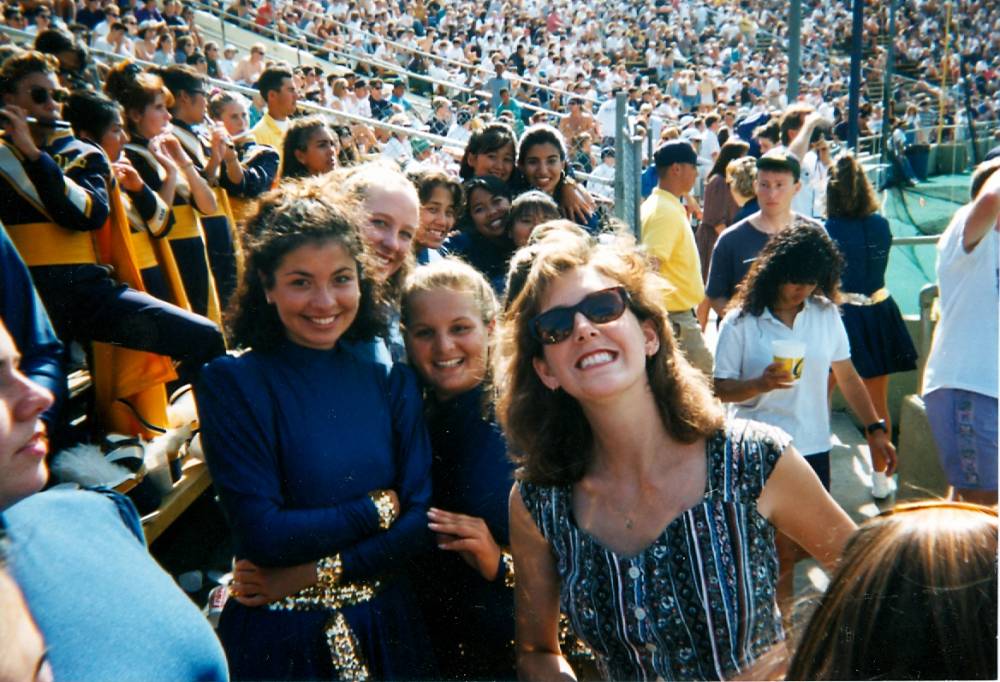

{"left": 250, "top": 114, "right": 287, "bottom": 166}
{"left": 640, "top": 187, "right": 705, "bottom": 311}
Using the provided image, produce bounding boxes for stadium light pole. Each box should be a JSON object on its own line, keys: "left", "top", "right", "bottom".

{"left": 787, "top": 0, "right": 801, "bottom": 103}
{"left": 847, "top": 0, "right": 864, "bottom": 150}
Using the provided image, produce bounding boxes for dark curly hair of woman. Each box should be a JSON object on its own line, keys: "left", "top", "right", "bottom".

{"left": 730, "top": 224, "right": 844, "bottom": 318}
{"left": 227, "top": 176, "right": 388, "bottom": 351}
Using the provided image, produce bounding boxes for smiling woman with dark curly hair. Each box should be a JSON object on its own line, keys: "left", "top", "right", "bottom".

{"left": 714, "top": 223, "right": 899, "bottom": 626}
{"left": 196, "top": 177, "right": 436, "bottom": 681}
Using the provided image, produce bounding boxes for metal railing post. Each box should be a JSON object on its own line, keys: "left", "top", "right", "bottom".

{"left": 630, "top": 136, "right": 643, "bottom": 238}
{"left": 613, "top": 92, "right": 627, "bottom": 221}
{"left": 917, "top": 283, "right": 939, "bottom": 394}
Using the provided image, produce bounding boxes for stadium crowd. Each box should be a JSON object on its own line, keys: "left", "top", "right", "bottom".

{"left": 0, "top": 0, "right": 997, "bottom": 680}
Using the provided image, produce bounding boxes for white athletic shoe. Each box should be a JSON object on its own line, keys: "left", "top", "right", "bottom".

{"left": 871, "top": 471, "right": 892, "bottom": 500}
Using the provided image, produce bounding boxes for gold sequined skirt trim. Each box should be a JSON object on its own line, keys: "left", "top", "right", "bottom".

{"left": 324, "top": 611, "right": 370, "bottom": 681}
{"left": 268, "top": 580, "right": 379, "bottom": 680}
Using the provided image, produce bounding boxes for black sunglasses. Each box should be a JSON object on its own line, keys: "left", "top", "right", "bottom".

{"left": 530, "top": 286, "right": 631, "bottom": 345}
{"left": 29, "top": 86, "right": 67, "bottom": 105}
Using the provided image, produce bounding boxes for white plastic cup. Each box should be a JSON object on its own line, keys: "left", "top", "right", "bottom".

{"left": 771, "top": 339, "right": 806, "bottom": 381}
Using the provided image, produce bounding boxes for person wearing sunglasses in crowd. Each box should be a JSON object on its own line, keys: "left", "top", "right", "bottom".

{"left": 158, "top": 65, "right": 240, "bottom": 309}
{"left": 0, "top": 52, "right": 222, "bottom": 438}
{"left": 495, "top": 231, "right": 856, "bottom": 681}
{"left": 105, "top": 61, "right": 223, "bottom": 323}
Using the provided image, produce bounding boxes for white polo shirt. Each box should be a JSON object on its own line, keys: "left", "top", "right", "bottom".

{"left": 714, "top": 297, "right": 851, "bottom": 456}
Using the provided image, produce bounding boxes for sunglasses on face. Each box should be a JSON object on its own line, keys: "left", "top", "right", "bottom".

{"left": 29, "top": 86, "right": 67, "bottom": 105}
{"left": 530, "top": 286, "right": 631, "bottom": 345}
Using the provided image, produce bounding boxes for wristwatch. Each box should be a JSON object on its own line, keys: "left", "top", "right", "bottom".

{"left": 865, "top": 419, "right": 888, "bottom": 436}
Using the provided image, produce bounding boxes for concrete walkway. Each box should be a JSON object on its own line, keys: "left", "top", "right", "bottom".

{"left": 789, "top": 410, "right": 897, "bottom": 626}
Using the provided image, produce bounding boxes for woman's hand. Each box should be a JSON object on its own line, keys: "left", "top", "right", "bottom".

{"left": 427, "top": 507, "right": 502, "bottom": 581}
{"left": 559, "top": 179, "right": 596, "bottom": 224}
{"left": 156, "top": 134, "right": 190, "bottom": 167}
{"left": 149, "top": 136, "right": 179, "bottom": 177}
{"left": 757, "top": 361, "right": 794, "bottom": 392}
{"left": 0, "top": 105, "right": 40, "bottom": 161}
{"left": 113, "top": 159, "right": 145, "bottom": 192}
{"left": 229, "top": 558, "right": 318, "bottom": 607}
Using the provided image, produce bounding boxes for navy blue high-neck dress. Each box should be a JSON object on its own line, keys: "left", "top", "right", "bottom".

{"left": 197, "top": 340, "right": 436, "bottom": 680}
{"left": 414, "top": 385, "right": 516, "bottom": 680}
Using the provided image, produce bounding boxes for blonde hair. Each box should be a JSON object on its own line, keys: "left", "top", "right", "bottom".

{"left": 401, "top": 257, "right": 498, "bottom": 328}
{"left": 726, "top": 156, "right": 758, "bottom": 200}
{"left": 327, "top": 162, "right": 419, "bottom": 302}
{"left": 788, "top": 501, "right": 998, "bottom": 680}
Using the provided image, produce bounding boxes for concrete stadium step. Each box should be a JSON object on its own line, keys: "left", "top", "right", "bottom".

{"left": 789, "top": 410, "right": 894, "bottom": 625}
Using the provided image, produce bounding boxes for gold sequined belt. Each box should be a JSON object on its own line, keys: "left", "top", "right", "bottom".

{"left": 267, "top": 578, "right": 381, "bottom": 612}
{"left": 841, "top": 287, "right": 890, "bottom": 306}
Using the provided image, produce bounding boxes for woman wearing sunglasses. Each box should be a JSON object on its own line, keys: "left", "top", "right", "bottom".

{"left": 495, "top": 232, "right": 856, "bottom": 681}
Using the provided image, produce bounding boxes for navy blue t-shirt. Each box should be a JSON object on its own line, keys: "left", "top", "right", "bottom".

{"left": 706, "top": 214, "right": 824, "bottom": 301}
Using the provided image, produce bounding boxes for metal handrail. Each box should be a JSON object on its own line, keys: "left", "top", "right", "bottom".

{"left": 0, "top": 23, "right": 467, "bottom": 152}
{"left": 189, "top": 1, "right": 568, "bottom": 120}
{"left": 892, "top": 235, "right": 941, "bottom": 246}
{"left": 224, "top": 1, "right": 602, "bottom": 108}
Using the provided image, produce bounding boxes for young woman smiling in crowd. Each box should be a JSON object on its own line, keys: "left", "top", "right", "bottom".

{"left": 443, "top": 175, "right": 515, "bottom": 294}
{"left": 197, "top": 179, "right": 434, "bottom": 680}
{"left": 460, "top": 121, "right": 595, "bottom": 225}
{"left": 496, "top": 233, "right": 856, "bottom": 681}
{"left": 336, "top": 162, "right": 421, "bottom": 363}
{"left": 411, "top": 169, "right": 462, "bottom": 265}
{"left": 518, "top": 124, "right": 600, "bottom": 232}
{"left": 402, "top": 259, "right": 517, "bottom": 680}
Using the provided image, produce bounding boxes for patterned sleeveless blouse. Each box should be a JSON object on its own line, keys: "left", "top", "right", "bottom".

{"left": 519, "top": 419, "right": 789, "bottom": 681}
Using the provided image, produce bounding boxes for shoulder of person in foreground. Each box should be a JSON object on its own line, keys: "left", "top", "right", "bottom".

{"left": 4, "top": 488, "right": 229, "bottom": 681}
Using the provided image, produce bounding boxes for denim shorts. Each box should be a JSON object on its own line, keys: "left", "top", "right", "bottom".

{"left": 925, "top": 389, "right": 998, "bottom": 490}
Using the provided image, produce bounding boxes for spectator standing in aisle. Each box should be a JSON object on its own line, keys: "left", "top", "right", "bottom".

{"left": 706, "top": 149, "right": 821, "bottom": 316}
{"left": 640, "top": 141, "right": 714, "bottom": 378}
{"left": 922, "top": 158, "right": 1000, "bottom": 506}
